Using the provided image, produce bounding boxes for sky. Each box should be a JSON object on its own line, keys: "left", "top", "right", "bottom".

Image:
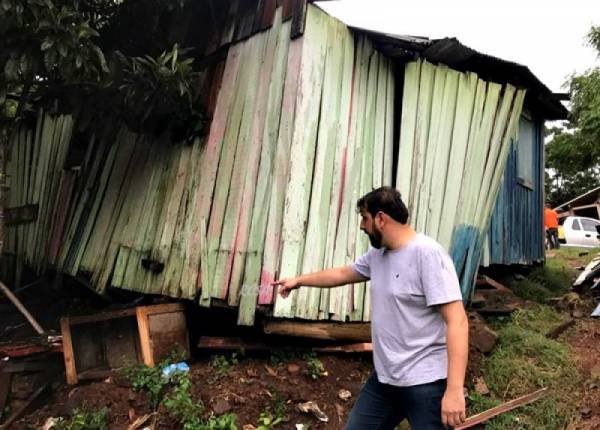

{"left": 316, "top": 0, "right": 600, "bottom": 93}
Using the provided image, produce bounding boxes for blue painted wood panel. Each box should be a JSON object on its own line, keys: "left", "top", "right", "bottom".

{"left": 487, "top": 115, "right": 544, "bottom": 266}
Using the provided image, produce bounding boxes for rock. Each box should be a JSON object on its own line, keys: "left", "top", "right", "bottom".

{"left": 581, "top": 407, "right": 592, "bottom": 417}
{"left": 474, "top": 377, "right": 489, "bottom": 395}
{"left": 590, "top": 364, "right": 600, "bottom": 380}
{"left": 468, "top": 313, "right": 498, "bottom": 354}
{"left": 287, "top": 363, "right": 300, "bottom": 374}
{"left": 338, "top": 389, "right": 352, "bottom": 401}
{"left": 243, "top": 425, "right": 257, "bottom": 430}
{"left": 42, "top": 418, "right": 59, "bottom": 430}
{"left": 212, "top": 398, "right": 232, "bottom": 415}
{"left": 297, "top": 401, "right": 329, "bottom": 422}
{"left": 572, "top": 309, "right": 585, "bottom": 318}
{"left": 264, "top": 365, "right": 278, "bottom": 377}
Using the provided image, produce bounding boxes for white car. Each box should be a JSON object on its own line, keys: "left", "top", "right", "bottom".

{"left": 559, "top": 216, "right": 600, "bottom": 248}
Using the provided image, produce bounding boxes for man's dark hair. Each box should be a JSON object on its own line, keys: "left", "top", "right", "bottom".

{"left": 357, "top": 186, "right": 409, "bottom": 224}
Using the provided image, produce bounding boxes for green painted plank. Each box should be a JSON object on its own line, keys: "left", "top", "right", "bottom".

{"left": 94, "top": 135, "right": 151, "bottom": 293}
{"left": 319, "top": 21, "right": 354, "bottom": 320}
{"left": 178, "top": 137, "right": 205, "bottom": 299}
{"left": 142, "top": 140, "right": 183, "bottom": 294}
{"left": 111, "top": 136, "right": 156, "bottom": 286}
{"left": 273, "top": 4, "right": 329, "bottom": 318}
{"left": 212, "top": 31, "right": 269, "bottom": 301}
{"left": 396, "top": 61, "right": 421, "bottom": 201}
{"left": 183, "top": 41, "right": 244, "bottom": 303}
{"left": 437, "top": 72, "right": 478, "bottom": 249}
{"left": 238, "top": 17, "right": 292, "bottom": 325}
{"left": 426, "top": 69, "right": 459, "bottom": 240}
{"left": 383, "top": 59, "right": 395, "bottom": 186}
{"left": 459, "top": 82, "right": 501, "bottom": 225}
{"left": 257, "top": 36, "right": 303, "bottom": 306}
{"left": 80, "top": 130, "right": 137, "bottom": 273}
{"left": 415, "top": 65, "right": 447, "bottom": 234}
{"left": 452, "top": 79, "right": 487, "bottom": 228}
{"left": 350, "top": 47, "right": 380, "bottom": 322}
{"left": 295, "top": 14, "right": 347, "bottom": 320}
{"left": 205, "top": 37, "right": 255, "bottom": 300}
{"left": 408, "top": 60, "right": 434, "bottom": 223}
{"left": 328, "top": 35, "right": 368, "bottom": 320}
{"left": 480, "top": 89, "right": 525, "bottom": 229}
{"left": 473, "top": 85, "right": 516, "bottom": 229}
{"left": 228, "top": 15, "right": 282, "bottom": 307}
{"left": 161, "top": 144, "right": 194, "bottom": 298}
{"left": 372, "top": 54, "right": 387, "bottom": 188}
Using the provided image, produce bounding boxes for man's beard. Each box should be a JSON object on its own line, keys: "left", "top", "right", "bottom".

{"left": 368, "top": 229, "right": 383, "bottom": 249}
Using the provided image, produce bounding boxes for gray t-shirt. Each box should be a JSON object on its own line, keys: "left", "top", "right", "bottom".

{"left": 352, "top": 233, "right": 463, "bottom": 387}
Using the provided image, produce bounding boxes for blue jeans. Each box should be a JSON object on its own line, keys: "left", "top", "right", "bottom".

{"left": 346, "top": 372, "right": 449, "bottom": 430}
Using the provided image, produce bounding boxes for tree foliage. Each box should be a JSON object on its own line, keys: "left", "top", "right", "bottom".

{"left": 546, "top": 26, "right": 600, "bottom": 207}
{"left": 1, "top": 0, "right": 203, "bottom": 141}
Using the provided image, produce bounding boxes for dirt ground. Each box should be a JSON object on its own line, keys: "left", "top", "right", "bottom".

{"left": 12, "top": 354, "right": 373, "bottom": 429}
{"left": 566, "top": 318, "right": 600, "bottom": 430}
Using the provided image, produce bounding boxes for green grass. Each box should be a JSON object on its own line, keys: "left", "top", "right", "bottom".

{"left": 508, "top": 247, "right": 600, "bottom": 302}
{"left": 468, "top": 305, "right": 582, "bottom": 429}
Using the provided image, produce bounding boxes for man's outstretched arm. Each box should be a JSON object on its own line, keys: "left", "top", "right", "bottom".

{"left": 273, "top": 265, "right": 367, "bottom": 298}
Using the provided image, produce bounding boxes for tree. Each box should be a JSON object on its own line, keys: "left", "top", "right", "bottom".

{"left": 546, "top": 26, "right": 600, "bottom": 208}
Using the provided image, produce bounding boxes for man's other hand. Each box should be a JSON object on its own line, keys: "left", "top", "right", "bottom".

{"left": 441, "top": 386, "right": 466, "bottom": 428}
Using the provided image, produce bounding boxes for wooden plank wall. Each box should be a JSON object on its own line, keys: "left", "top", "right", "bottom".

{"left": 484, "top": 116, "right": 545, "bottom": 266}
{"left": 5, "top": 113, "right": 73, "bottom": 287}
{"left": 6, "top": 5, "right": 531, "bottom": 322}
{"left": 396, "top": 59, "right": 526, "bottom": 299}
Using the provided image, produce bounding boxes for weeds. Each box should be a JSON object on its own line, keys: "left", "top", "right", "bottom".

{"left": 302, "top": 352, "right": 327, "bottom": 380}
{"left": 256, "top": 388, "right": 287, "bottom": 429}
{"left": 124, "top": 363, "right": 167, "bottom": 408}
{"left": 256, "top": 411, "right": 283, "bottom": 429}
{"left": 210, "top": 352, "right": 242, "bottom": 378}
{"left": 54, "top": 407, "right": 108, "bottom": 430}
{"left": 124, "top": 354, "right": 238, "bottom": 429}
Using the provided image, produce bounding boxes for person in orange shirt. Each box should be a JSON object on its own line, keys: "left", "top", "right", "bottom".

{"left": 544, "top": 203, "right": 560, "bottom": 249}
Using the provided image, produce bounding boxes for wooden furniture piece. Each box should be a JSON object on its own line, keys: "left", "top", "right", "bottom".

{"left": 60, "top": 303, "right": 188, "bottom": 384}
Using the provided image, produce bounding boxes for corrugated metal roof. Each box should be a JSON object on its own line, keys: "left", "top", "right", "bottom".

{"left": 349, "top": 27, "right": 568, "bottom": 120}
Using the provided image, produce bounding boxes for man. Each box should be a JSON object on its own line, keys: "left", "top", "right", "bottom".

{"left": 544, "top": 203, "right": 560, "bottom": 249}
{"left": 273, "top": 187, "right": 468, "bottom": 429}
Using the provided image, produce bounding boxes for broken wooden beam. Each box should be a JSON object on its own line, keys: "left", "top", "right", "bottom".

{"left": 456, "top": 387, "right": 548, "bottom": 429}
{"left": 313, "top": 342, "right": 372, "bottom": 353}
{"left": 5, "top": 204, "right": 38, "bottom": 226}
{"left": 0, "top": 280, "right": 44, "bottom": 335}
{"left": 0, "top": 340, "right": 62, "bottom": 358}
{"left": 0, "top": 360, "right": 10, "bottom": 418}
{"left": 546, "top": 319, "right": 576, "bottom": 339}
{"left": 476, "top": 275, "right": 513, "bottom": 293}
{"left": 0, "top": 382, "right": 50, "bottom": 429}
{"left": 263, "top": 319, "right": 371, "bottom": 342}
{"left": 198, "top": 336, "right": 271, "bottom": 351}
{"left": 198, "top": 336, "right": 373, "bottom": 354}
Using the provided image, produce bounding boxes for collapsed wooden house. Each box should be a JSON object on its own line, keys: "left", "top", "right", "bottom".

{"left": 5, "top": 1, "right": 567, "bottom": 326}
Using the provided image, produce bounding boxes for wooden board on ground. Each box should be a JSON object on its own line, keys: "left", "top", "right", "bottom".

{"left": 263, "top": 319, "right": 371, "bottom": 341}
